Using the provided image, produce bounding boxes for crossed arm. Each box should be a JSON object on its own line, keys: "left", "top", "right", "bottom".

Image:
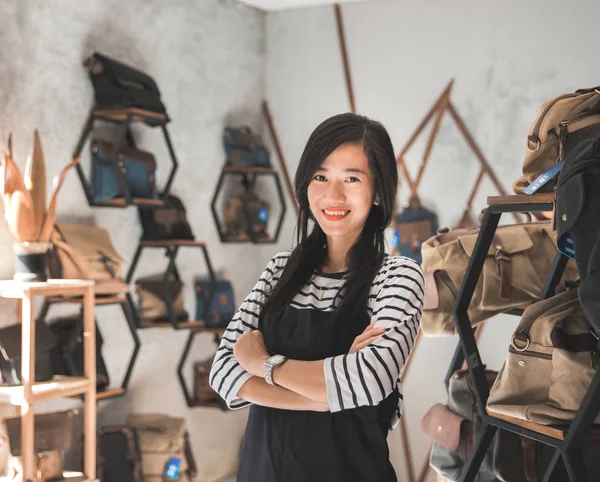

{"left": 234, "top": 323, "right": 385, "bottom": 412}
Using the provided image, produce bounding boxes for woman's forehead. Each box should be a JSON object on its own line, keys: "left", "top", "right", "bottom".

{"left": 319, "top": 143, "right": 369, "bottom": 172}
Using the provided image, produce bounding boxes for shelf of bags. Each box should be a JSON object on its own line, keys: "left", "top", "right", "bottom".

{"left": 138, "top": 239, "right": 207, "bottom": 248}
{"left": 0, "top": 376, "right": 91, "bottom": 405}
{"left": 487, "top": 193, "right": 555, "bottom": 206}
{"left": 95, "top": 387, "right": 126, "bottom": 401}
{"left": 92, "top": 107, "right": 168, "bottom": 126}
{"left": 221, "top": 166, "right": 276, "bottom": 175}
{"left": 94, "top": 197, "right": 166, "bottom": 208}
{"left": 486, "top": 409, "right": 600, "bottom": 441}
{"left": 0, "top": 280, "right": 94, "bottom": 300}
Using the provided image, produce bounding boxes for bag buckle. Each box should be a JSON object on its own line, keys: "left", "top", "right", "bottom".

{"left": 511, "top": 334, "right": 530, "bottom": 352}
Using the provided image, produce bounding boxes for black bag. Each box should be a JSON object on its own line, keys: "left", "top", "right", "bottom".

{"left": 135, "top": 275, "right": 189, "bottom": 324}
{"left": 0, "top": 320, "right": 56, "bottom": 385}
{"left": 48, "top": 315, "right": 110, "bottom": 390}
{"left": 138, "top": 195, "right": 194, "bottom": 241}
{"left": 84, "top": 52, "right": 167, "bottom": 115}
{"left": 97, "top": 426, "right": 143, "bottom": 482}
{"left": 555, "top": 136, "right": 600, "bottom": 337}
{"left": 395, "top": 197, "right": 438, "bottom": 264}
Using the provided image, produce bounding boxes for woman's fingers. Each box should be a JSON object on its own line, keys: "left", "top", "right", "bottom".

{"left": 349, "top": 330, "right": 386, "bottom": 353}
{"left": 355, "top": 327, "right": 385, "bottom": 344}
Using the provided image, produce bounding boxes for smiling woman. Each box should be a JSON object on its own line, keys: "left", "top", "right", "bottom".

{"left": 209, "top": 113, "right": 424, "bottom": 482}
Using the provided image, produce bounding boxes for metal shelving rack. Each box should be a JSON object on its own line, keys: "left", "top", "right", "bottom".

{"left": 450, "top": 193, "right": 600, "bottom": 482}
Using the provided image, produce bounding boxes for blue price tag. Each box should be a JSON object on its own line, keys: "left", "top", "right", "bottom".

{"left": 258, "top": 207, "right": 268, "bottom": 223}
{"left": 164, "top": 457, "right": 181, "bottom": 480}
{"left": 557, "top": 233, "right": 576, "bottom": 260}
{"left": 523, "top": 161, "right": 565, "bottom": 195}
{"left": 392, "top": 230, "right": 399, "bottom": 248}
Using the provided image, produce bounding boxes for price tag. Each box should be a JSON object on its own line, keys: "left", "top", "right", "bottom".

{"left": 523, "top": 161, "right": 564, "bottom": 194}
{"left": 164, "top": 457, "right": 182, "bottom": 480}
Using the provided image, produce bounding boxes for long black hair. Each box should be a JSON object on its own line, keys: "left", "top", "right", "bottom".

{"left": 259, "top": 113, "right": 398, "bottom": 352}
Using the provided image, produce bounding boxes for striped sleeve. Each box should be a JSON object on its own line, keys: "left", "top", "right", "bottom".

{"left": 323, "top": 257, "right": 424, "bottom": 412}
{"left": 209, "top": 251, "right": 290, "bottom": 409}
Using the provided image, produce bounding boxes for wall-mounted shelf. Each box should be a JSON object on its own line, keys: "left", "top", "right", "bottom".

{"left": 126, "top": 239, "right": 217, "bottom": 330}
{"left": 210, "top": 166, "right": 286, "bottom": 244}
{"left": 72, "top": 106, "right": 179, "bottom": 208}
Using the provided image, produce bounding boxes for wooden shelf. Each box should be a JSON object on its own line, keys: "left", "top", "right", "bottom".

{"left": 190, "top": 399, "right": 224, "bottom": 409}
{"left": 139, "top": 320, "right": 225, "bottom": 332}
{"left": 138, "top": 239, "right": 206, "bottom": 248}
{"left": 487, "top": 193, "right": 554, "bottom": 206}
{"left": 222, "top": 166, "right": 275, "bottom": 175}
{"left": 92, "top": 107, "right": 168, "bottom": 125}
{"left": 486, "top": 409, "right": 600, "bottom": 441}
{"left": 0, "top": 280, "right": 94, "bottom": 300}
{"left": 94, "top": 197, "right": 165, "bottom": 208}
{"left": 96, "top": 387, "right": 126, "bottom": 401}
{"left": 0, "top": 377, "right": 91, "bottom": 405}
{"left": 222, "top": 234, "right": 274, "bottom": 244}
{"left": 46, "top": 295, "right": 126, "bottom": 306}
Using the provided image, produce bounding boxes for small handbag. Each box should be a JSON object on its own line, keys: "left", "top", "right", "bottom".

{"left": 487, "top": 287, "right": 600, "bottom": 426}
{"left": 138, "top": 194, "right": 194, "bottom": 241}
{"left": 222, "top": 194, "right": 269, "bottom": 241}
{"left": 194, "top": 280, "right": 235, "bottom": 328}
{"left": 223, "top": 126, "right": 271, "bottom": 168}
{"left": 91, "top": 139, "right": 158, "bottom": 203}
{"left": 512, "top": 85, "right": 600, "bottom": 194}
{"left": 135, "top": 275, "right": 188, "bottom": 324}
{"left": 420, "top": 222, "right": 579, "bottom": 336}
{"left": 97, "top": 426, "right": 144, "bottom": 482}
{"left": 0, "top": 319, "right": 56, "bottom": 385}
{"left": 395, "top": 197, "right": 438, "bottom": 264}
{"left": 84, "top": 52, "right": 167, "bottom": 115}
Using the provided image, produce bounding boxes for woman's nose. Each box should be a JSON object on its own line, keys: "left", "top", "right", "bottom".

{"left": 326, "top": 181, "right": 346, "bottom": 204}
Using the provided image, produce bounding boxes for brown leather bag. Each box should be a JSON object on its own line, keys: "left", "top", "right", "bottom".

{"left": 5, "top": 410, "right": 76, "bottom": 481}
{"left": 222, "top": 195, "right": 269, "bottom": 241}
{"left": 48, "top": 222, "right": 128, "bottom": 293}
{"left": 513, "top": 86, "right": 600, "bottom": 194}
{"left": 135, "top": 275, "right": 188, "bottom": 324}
{"left": 421, "top": 222, "right": 578, "bottom": 336}
{"left": 194, "top": 357, "right": 218, "bottom": 403}
{"left": 487, "top": 287, "right": 600, "bottom": 425}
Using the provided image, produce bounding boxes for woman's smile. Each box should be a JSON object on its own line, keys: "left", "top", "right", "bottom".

{"left": 322, "top": 208, "right": 351, "bottom": 221}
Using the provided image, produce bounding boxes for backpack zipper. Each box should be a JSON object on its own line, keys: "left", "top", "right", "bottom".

{"left": 508, "top": 345, "right": 552, "bottom": 360}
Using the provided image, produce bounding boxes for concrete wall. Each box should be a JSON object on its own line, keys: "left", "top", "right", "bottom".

{"left": 265, "top": 0, "right": 600, "bottom": 479}
{"left": 0, "top": 1, "right": 279, "bottom": 481}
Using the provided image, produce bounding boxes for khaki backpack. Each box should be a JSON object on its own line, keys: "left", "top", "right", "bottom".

{"left": 513, "top": 86, "right": 600, "bottom": 194}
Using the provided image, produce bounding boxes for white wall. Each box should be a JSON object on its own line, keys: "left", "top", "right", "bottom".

{"left": 0, "top": 1, "right": 284, "bottom": 481}
{"left": 265, "top": 0, "right": 600, "bottom": 480}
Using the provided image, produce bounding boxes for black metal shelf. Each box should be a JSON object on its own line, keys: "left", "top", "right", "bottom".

{"left": 176, "top": 327, "right": 228, "bottom": 408}
{"left": 72, "top": 106, "right": 179, "bottom": 208}
{"left": 38, "top": 291, "right": 141, "bottom": 402}
{"left": 125, "top": 239, "right": 217, "bottom": 330}
{"left": 449, "top": 193, "right": 600, "bottom": 482}
{"left": 210, "top": 166, "right": 286, "bottom": 244}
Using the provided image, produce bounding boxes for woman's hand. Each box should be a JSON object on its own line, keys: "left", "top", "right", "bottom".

{"left": 233, "top": 330, "right": 270, "bottom": 377}
{"left": 349, "top": 321, "right": 386, "bottom": 354}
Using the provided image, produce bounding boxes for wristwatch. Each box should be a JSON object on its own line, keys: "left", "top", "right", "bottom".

{"left": 263, "top": 354, "right": 287, "bottom": 386}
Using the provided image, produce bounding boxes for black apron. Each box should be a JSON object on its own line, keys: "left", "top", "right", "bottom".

{"left": 237, "top": 305, "right": 399, "bottom": 482}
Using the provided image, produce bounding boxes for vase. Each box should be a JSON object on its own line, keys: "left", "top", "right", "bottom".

{"left": 13, "top": 241, "right": 52, "bottom": 282}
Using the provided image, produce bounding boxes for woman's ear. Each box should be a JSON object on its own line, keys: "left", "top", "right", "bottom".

{"left": 373, "top": 197, "right": 380, "bottom": 206}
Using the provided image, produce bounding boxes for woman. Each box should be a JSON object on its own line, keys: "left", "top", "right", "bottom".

{"left": 210, "top": 113, "right": 424, "bottom": 482}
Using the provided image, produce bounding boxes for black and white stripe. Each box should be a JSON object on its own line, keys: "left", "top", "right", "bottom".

{"left": 209, "top": 252, "right": 424, "bottom": 431}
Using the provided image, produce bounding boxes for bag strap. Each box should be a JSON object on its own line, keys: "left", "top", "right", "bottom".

{"left": 183, "top": 431, "right": 197, "bottom": 478}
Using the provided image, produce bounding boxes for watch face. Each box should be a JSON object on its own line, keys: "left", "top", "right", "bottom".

{"left": 269, "top": 354, "right": 285, "bottom": 365}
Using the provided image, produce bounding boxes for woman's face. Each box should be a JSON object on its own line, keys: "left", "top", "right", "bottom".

{"left": 307, "top": 142, "right": 377, "bottom": 243}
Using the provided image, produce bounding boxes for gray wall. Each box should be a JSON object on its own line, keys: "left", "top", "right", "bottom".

{"left": 0, "top": 1, "right": 282, "bottom": 481}
{"left": 265, "top": 0, "right": 600, "bottom": 480}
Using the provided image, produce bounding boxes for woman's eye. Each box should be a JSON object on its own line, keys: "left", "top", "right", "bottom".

{"left": 347, "top": 176, "right": 360, "bottom": 183}
{"left": 313, "top": 174, "right": 326, "bottom": 181}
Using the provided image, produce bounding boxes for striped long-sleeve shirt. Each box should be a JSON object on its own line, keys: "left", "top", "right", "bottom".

{"left": 209, "top": 251, "right": 424, "bottom": 430}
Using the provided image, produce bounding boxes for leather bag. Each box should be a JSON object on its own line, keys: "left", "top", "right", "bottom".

{"left": 194, "top": 279, "right": 236, "bottom": 328}
{"left": 97, "top": 426, "right": 143, "bottom": 482}
{"left": 48, "top": 315, "right": 110, "bottom": 390}
{"left": 421, "top": 368, "right": 500, "bottom": 481}
{"left": 5, "top": 410, "right": 76, "bottom": 481}
{"left": 48, "top": 222, "right": 126, "bottom": 288}
{"left": 223, "top": 126, "right": 271, "bottom": 168}
{"left": 222, "top": 194, "right": 269, "bottom": 242}
{"left": 135, "top": 275, "right": 188, "bottom": 324}
{"left": 91, "top": 139, "right": 158, "bottom": 203}
{"left": 125, "top": 413, "right": 197, "bottom": 482}
{"left": 138, "top": 194, "right": 194, "bottom": 241}
{"left": 513, "top": 86, "right": 600, "bottom": 194}
{"left": 487, "top": 287, "right": 600, "bottom": 425}
{"left": 84, "top": 52, "right": 167, "bottom": 115}
{"left": 420, "top": 222, "right": 578, "bottom": 336}
{"left": 555, "top": 136, "right": 600, "bottom": 337}
{"left": 395, "top": 197, "right": 438, "bottom": 264}
{"left": 0, "top": 320, "right": 56, "bottom": 385}
{"left": 193, "top": 355, "right": 228, "bottom": 409}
